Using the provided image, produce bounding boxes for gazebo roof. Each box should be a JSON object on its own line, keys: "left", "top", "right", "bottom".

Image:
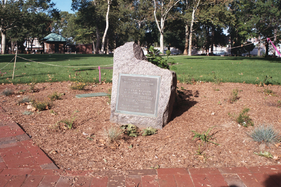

{"left": 43, "top": 33, "right": 66, "bottom": 42}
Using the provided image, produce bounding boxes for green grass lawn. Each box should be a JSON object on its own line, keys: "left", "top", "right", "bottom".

{"left": 0, "top": 54, "right": 280, "bottom": 85}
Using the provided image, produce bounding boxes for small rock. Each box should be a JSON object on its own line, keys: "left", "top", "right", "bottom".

{"left": 27, "top": 105, "right": 33, "bottom": 110}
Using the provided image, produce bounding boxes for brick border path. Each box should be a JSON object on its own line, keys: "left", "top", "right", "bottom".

{"left": 1, "top": 106, "right": 281, "bottom": 187}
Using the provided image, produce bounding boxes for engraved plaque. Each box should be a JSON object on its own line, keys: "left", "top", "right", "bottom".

{"left": 116, "top": 74, "right": 161, "bottom": 117}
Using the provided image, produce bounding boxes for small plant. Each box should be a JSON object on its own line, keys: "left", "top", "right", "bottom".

{"left": 254, "top": 151, "right": 273, "bottom": 159}
{"left": 58, "top": 111, "right": 77, "bottom": 130}
{"left": 32, "top": 100, "right": 52, "bottom": 111}
{"left": 48, "top": 92, "right": 63, "bottom": 101}
{"left": 263, "top": 88, "right": 277, "bottom": 96}
{"left": 142, "top": 127, "right": 158, "bottom": 136}
{"left": 191, "top": 126, "right": 219, "bottom": 145}
{"left": 121, "top": 124, "right": 138, "bottom": 137}
{"left": 71, "top": 82, "right": 86, "bottom": 90}
{"left": 236, "top": 108, "right": 253, "bottom": 127}
{"left": 249, "top": 125, "right": 280, "bottom": 145}
{"left": 2, "top": 88, "right": 13, "bottom": 96}
{"left": 18, "top": 97, "right": 31, "bottom": 105}
{"left": 228, "top": 88, "right": 239, "bottom": 103}
{"left": 104, "top": 126, "right": 123, "bottom": 143}
{"left": 277, "top": 100, "right": 281, "bottom": 108}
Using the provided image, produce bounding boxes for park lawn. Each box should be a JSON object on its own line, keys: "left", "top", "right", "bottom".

{"left": 0, "top": 54, "right": 114, "bottom": 84}
{"left": 0, "top": 54, "right": 280, "bottom": 85}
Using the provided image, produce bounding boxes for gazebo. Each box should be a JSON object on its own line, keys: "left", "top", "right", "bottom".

{"left": 42, "top": 33, "right": 67, "bottom": 53}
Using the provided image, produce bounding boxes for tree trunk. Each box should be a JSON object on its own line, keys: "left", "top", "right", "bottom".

{"left": 101, "top": 0, "right": 110, "bottom": 54}
{"left": 159, "top": 17, "right": 164, "bottom": 54}
{"left": 92, "top": 39, "right": 96, "bottom": 54}
{"left": 96, "top": 26, "right": 101, "bottom": 54}
{"left": 188, "top": 0, "right": 200, "bottom": 56}
{"left": 183, "top": 24, "right": 189, "bottom": 55}
{"left": 1, "top": 30, "right": 6, "bottom": 54}
{"left": 188, "top": 8, "right": 195, "bottom": 56}
{"left": 211, "top": 26, "right": 215, "bottom": 55}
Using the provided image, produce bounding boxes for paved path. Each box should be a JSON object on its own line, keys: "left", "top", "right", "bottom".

{"left": 0, "top": 106, "right": 281, "bottom": 187}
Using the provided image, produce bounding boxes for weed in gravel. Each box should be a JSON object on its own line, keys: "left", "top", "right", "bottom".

{"left": 71, "top": 82, "right": 86, "bottom": 90}
{"left": 191, "top": 126, "right": 219, "bottom": 145}
{"left": 18, "top": 96, "right": 31, "bottom": 105}
{"left": 142, "top": 127, "right": 158, "bottom": 136}
{"left": 249, "top": 125, "right": 280, "bottom": 145}
{"left": 277, "top": 100, "right": 281, "bottom": 108}
{"left": 48, "top": 92, "right": 63, "bottom": 101}
{"left": 228, "top": 88, "right": 239, "bottom": 103}
{"left": 104, "top": 126, "right": 123, "bottom": 143}
{"left": 121, "top": 124, "right": 138, "bottom": 137}
{"left": 32, "top": 100, "right": 52, "bottom": 111}
{"left": 263, "top": 88, "right": 277, "bottom": 96}
{"left": 2, "top": 88, "right": 13, "bottom": 96}
{"left": 58, "top": 110, "right": 78, "bottom": 129}
{"left": 254, "top": 151, "right": 273, "bottom": 159}
{"left": 236, "top": 108, "right": 253, "bottom": 127}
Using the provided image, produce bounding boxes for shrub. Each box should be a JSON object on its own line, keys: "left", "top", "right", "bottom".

{"left": 48, "top": 92, "right": 63, "bottom": 101}
{"left": 32, "top": 100, "right": 52, "bottom": 111}
{"left": 104, "top": 126, "right": 123, "bottom": 143}
{"left": 146, "top": 46, "right": 171, "bottom": 69}
{"left": 249, "top": 125, "right": 280, "bottom": 145}
{"left": 2, "top": 88, "right": 13, "bottom": 96}
{"left": 236, "top": 108, "right": 253, "bottom": 127}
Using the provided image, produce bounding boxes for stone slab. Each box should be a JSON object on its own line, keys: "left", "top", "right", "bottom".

{"left": 110, "top": 42, "right": 177, "bottom": 129}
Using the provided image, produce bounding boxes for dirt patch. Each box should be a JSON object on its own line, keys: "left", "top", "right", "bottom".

{"left": 1, "top": 81, "right": 281, "bottom": 172}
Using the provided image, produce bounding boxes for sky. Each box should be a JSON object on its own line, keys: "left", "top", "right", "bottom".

{"left": 53, "top": 0, "right": 76, "bottom": 13}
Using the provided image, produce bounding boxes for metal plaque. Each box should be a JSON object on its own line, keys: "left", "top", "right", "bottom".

{"left": 116, "top": 74, "right": 161, "bottom": 117}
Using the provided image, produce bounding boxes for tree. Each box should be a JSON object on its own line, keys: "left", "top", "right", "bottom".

{"left": 0, "top": 0, "right": 56, "bottom": 54}
{"left": 153, "top": 0, "right": 180, "bottom": 53}
{"left": 0, "top": 0, "right": 24, "bottom": 54}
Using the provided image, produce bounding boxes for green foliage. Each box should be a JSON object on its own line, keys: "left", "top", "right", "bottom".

{"left": 146, "top": 46, "right": 170, "bottom": 69}
{"left": 58, "top": 111, "right": 78, "bottom": 130}
{"left": 228, "top": 88, "right": 239, "bottom": 103}
{"left": 48, "top": 92, "right": 63, "bottom": 101}
{"left": 104, "top": 126, "right": 123, "bottom": 143}
{"left": 32, "top": 100, "right": 52, "bottom": 111}
{"left": 254, "top": 151, "right": 273, "bottom": 159}
{"left": 2, "top": 88, "right": 14, "bottom": 96}
{"left": 191, "top": 126, "right": 219, "bottom": 145}
{"left": 235, "top": 108, "right": 253, "bottom": 127}
{"left": 71, "top": 82, "right": 86, "bottom": 90}
{"left": 249, "top": 125, "right": 280, "bottom": 145}
{"left": 121, "top": 124, "right": 138, "bottom": 137}
{"left": 142, "top": 127, "right": 158, "bottom": 136}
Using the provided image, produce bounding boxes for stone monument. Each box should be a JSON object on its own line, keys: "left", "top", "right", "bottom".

{"left": 110, "top": 42, "right": 177, "bottom": 129}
